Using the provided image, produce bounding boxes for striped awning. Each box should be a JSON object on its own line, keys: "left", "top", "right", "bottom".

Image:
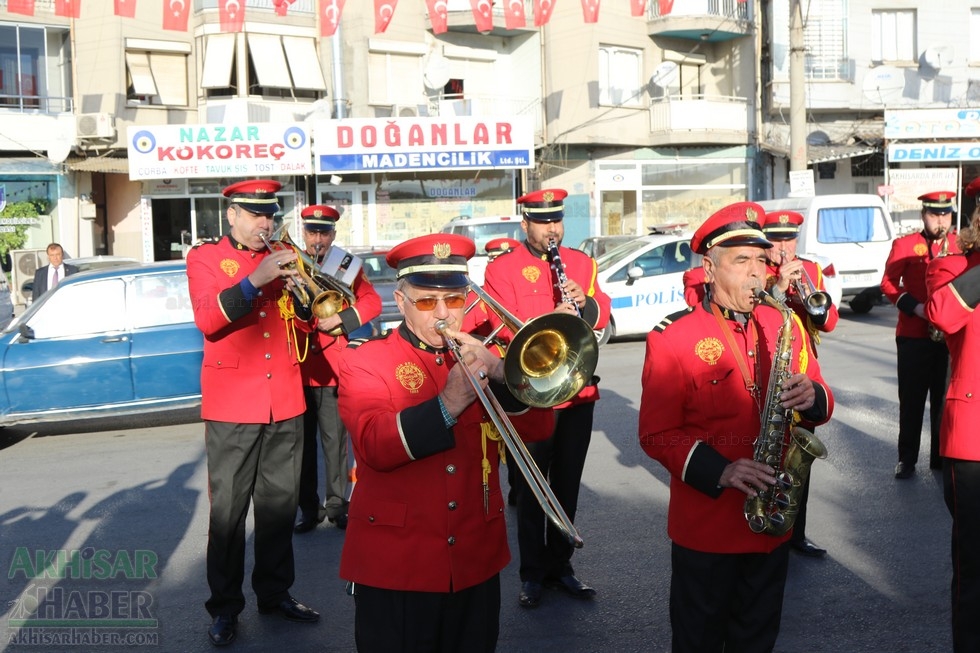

{"left": 760, "top": 141, "right": 881, "bottom": 165}
{"left": 65, "top": 156, "right": 131, "bottom": 174}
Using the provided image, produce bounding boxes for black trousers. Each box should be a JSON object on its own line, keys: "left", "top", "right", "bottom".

{"left": 298, "top": 385, "right": 348, "bottom": 521}
{"left": 944, "top": 459, "right": 980, "bottom": 653}
{"left": 670, "top": 542, "right": 790, "bottom": 653}
{"left": 896, "top": 336, "right": 948, "bottom": 466}
{"left": 204, "top": 417, "right": 303, "bottom": 617}
{"left": 516, "top": 401, "right": 594, "bottom": 582}
{"left": 353, "top": 575, "right": 500, "bottom": 653}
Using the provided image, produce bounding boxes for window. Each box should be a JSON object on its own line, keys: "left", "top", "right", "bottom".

{"left": 970, "top": 9, "right": 980, "bottom": 63}
{"left": 0, "top": 23, "right": 71, "bottom": 112}
{"left": 368, "top": 51, "right": 423, "bottom": 106}
{"left": 200, "top": 33, "right": 325, "bottom": 100}
{"left": 29, "top": 279, "right": 127, "bottom": 339}
{"left": 125, "top": 39, "right": 190, "bottom": 106}
{"left": 803, "top": 0, "right": 848, "bottom": 80}
{"left": 598, "top": 45, "right": 643, "bottom": 107}
{"left": 872, "top": 9, "right": 916, "bottom": 63}
{"left": 851, "top": 152, "right": 884, "bottom": 178}
{"left": 129, "top": 273, "right": 193, "bottom": 329}
{"left": 816, "top": 207, "right": 892, "bottom": 244}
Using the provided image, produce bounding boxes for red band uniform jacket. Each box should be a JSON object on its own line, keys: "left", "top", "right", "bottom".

{"left": 301, "top": 269, "right": 382, "bottom": 387}
{"left": 766, "top": 258, "right": 840, "bottom": 336}
{"left": 638, "top": 303, "right": 834, "bottom": 553}
{"left": 187, "top": 236, "right": 312, "bottom": 423}
{"left": 882, "top": 232, "right": 960, "bottom": 338}
{"left": 482, "top": 242, "right": 612, "bottom": 407}
{"left": 925, "top": 251, "right": 980, "bottom": 460}
{"left": 337, "top": 326, "right": 554, "bottom": 592}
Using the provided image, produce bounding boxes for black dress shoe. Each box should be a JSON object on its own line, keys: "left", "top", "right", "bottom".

{"left": 791, "top": 538, "right": 827, "bottom": 558}
{"left": 544, "top": 574, "right": 597, "bottom": 600}
{"left": 895, "top": 462, "right": 915, "bottom": 479}
{"left": 328, "top": 514, "right": 348, "bottom": 530}
{"left": 258, "top": 597, "right": 320, "bottom": 623}
{"left": 208, "top": 614, "right": 237, "bottom": 647}
{"left": 294, "top": 515, "right": 319, "bottom": 534}
{"left": 518, "top": 581, "right": 542, "bottom": 608}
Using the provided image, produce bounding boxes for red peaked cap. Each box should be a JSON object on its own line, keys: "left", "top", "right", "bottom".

{"left": 485, "top": 237, "right": 522, "bottom": 255}
{"left": 966, "top": 178, "right": 980, "bottom": 198}
{"left": 760, "top": 210, "right": 804, "bottom": 241}
{"left": 222, "top": 179, "right": 282, "bottom": 215}
{"left": 301, "top": 205, "right": 340, "bottom": 232}
{"left": 517, "top": 188, "right": 568, "bottom": 223}
{"left": 386, "top": 234, "right": 476, "bottom": 289}
{"left": 690, "top": 201, "right": 772, "bottom": 255}
{"left": 918, "top": 191, "right": 956, "bottom": 213}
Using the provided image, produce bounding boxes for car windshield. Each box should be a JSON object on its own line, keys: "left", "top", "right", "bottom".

{"left": 452, "top": 223, "right": 524, "bottom": 253}
{"left": 596, "top": 239, "right": 651, "bottom": 271}
{"left": 360, "top": 253, "right": 397, "bottom": 282}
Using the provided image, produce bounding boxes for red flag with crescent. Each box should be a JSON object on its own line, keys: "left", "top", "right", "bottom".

{"left": 114, "top": 0, "right": 136, "bottom": 18}
{"left": 630, "top": 0, "right": 646, "bottom": 17}
{"left": 320, "top": 0, "right": 345, "bottom": 37}
{"left": 55, "top": 0, "right": 80, "bottom": 18}
{"left": 274, "top": 0, "right": 296, "bottom": 16}
{"left": 374, "top": 0, "right": 398, "bottom": 34}
{"left": 162, "top": 0, "right": 190, "bottom": 31}
{"left": 470, "top": 0, "right": 493, "bottom": 33}
{"left": 658, "top": 0, "right": 673, "bottom": 15}
{"left": 425, "top": 0, "right": 448, "bottom": 34}
{"left": 533, "top": 0, "right": 555, "bottom": 27}
{"left": 6, "top": 0, "right": 35, "bottom": 16}
{"left": 580, "top": 0, "right": 599, "bottom": 23}
{"left": 503, "top": 0, "right": 526, "bottom": 29}
{"left": 219, "top": 0, "right": 245, "bottom": 33}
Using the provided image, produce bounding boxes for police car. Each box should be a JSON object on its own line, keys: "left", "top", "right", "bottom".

{"left": 594, "top": 229, "right": 697, "bottom": 345}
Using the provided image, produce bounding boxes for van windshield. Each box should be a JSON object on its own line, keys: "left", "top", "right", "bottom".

{"left": 816, "top": 207, "right": 892, "bottom": 243}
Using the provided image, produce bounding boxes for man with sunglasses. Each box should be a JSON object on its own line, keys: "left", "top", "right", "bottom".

{"left": 882, "top": 190, "right": 960, "bottom": 480}
{"left": 482, "top": 188, "right": 611, "bottom": 609}
{"left": 337, "top": 233, "right": 554, "bottom": 652}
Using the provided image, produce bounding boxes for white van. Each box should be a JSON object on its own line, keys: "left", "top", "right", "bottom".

{"left": 439, "top": 215, "right": 524, "bottom": 285}
{"left": 757, "top": 194, "right": 896, "bottom": 313}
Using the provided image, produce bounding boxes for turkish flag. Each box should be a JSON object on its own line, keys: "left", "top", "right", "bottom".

{"left": 630, "top": 0, "right": 646, "bottom": 17}
{"left": 425, "top": 0, "right": 448, "bottom": 34}
{"left": 162, "top": 0, "right": 190, "bottom": 32}
{"left": 219, "top": 0, "right": 245, "bottom": 33}
{"left": 503, "top": 0, "right": 526, "bottom": 29}
{"left": 274, "top": 0, "right": 295, "bottom": 16}
{"left": 533, "top": 0, "right": 555, "bottom": 27}
{"left": 6, "top": 0, "right": 35, "bottom": 16}
{"left": 658, "top": 0, "right": 673, "bottom": 16}
{"left": 374, "top": 0, "right": 397, "bottom": 34}
{"left": 319, "top": 0, "right": 345, "bottom": 37}
{"left": 114, "top": 0, "right": 136, "bottom": 18}
{"left": 580, "top": 0, "right": 599, "bottom": 23}
{"left": 470, "top": 0, "right": 493, "bottom": 33}
{"left": 55, "top": 0, "right": 80, "bottom": 18}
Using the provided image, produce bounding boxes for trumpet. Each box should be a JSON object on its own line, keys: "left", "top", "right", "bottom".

{"left": 435, "top": 318, "right": 585, "bottom": 548}
{"left": 260, "top": 228, "right": 356, "bottom": 335}
{"left": 781, "top": 252, "right": 831, "bottom": 318}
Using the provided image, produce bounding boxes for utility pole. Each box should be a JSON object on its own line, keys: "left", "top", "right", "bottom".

{"left": 789, "top": 0, "right": 807, "bottom": 172}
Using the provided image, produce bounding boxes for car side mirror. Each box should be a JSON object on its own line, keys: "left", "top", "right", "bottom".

{"left": 626, "top": 266, "right": 643, "bottom": 286}
{"left": 18, "top": 323, "right": 34, "bottom": 341}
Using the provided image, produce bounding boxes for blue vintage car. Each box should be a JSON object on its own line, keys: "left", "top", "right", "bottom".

{"left": 0, "top": 261, "right": 203, "bottom": 426}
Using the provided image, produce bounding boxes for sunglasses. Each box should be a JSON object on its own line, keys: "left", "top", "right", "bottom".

{"left": 402, "top": 293, "right": 468, "bottom": 311}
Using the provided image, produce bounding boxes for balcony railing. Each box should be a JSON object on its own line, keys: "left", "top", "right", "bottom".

{"left": 649, "top": 95, "right": 750, "bottom": 144}
{"left": 0, "top": 94, "right": 73, "bottom": 114}
{"left": 649, "top": 0, "right": 750, "bottom": 20}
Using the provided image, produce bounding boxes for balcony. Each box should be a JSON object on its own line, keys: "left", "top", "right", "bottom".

{"left": 648, "top": 95, "right": 750, "bottom": 146}
{"left": 647, "top": 0, "right": 752, "bottom": 42}
{"left": 438, "top": 0, "right": 537, "bottom": 36}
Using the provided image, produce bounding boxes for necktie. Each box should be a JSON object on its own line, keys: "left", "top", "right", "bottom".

{"left": 52, "top": 267, "right": 59, "bottom": 287}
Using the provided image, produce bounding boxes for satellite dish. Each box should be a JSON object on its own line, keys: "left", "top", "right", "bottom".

{"left": 919, "top": 46, "right": 954, "bottom": 81}
{"left": 47, "top": 139, "right": 72, "bottom": 164}
{"left": 861, "top": 66, "right": 905, "bottom": 105}
{"left": 649, "top": 61, "right": 679, "bottom": 89}
{"left": 423, "top": 52, "right": 451, "bottom": 91}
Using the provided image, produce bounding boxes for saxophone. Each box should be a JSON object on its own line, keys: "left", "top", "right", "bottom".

{"left": 744, "top": 288, "right": 828, "bottom": 537}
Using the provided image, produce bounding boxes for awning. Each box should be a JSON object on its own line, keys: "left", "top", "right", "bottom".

{"left": 760, "top": 141, "right": 881, "bottom": 165}
{"left": 65, "top": 156, "right": 131, "bottom": 174}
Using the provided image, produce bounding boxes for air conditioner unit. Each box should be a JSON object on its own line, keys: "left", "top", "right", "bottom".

{"left": 76, "top": 113, "right": 116, "bottom": 139}
{"left": 392, "top": 104, "right": 422, "bottom": 118}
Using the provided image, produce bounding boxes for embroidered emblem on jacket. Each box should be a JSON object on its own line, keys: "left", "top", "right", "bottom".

{"left": 220, "top": 259, "right": 240, "bottom": 277}
{"left": 522, "top": 266, "right": 541, "bottom": 283}
{"left": 695, "top": 337, "right": 724, "bottom": 365}
{"left": 396, "top": 362, "right": 425, "bottom": 393}
{"left": 913, "top": 243, "right": 928, "bottom": 257}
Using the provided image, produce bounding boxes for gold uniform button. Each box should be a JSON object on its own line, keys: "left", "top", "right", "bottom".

{"left": 265, "top": 353, "right": 272, "bottom": 360}
{"left": 967, "top": 392, "right": 974, "bottom": 398}
{"left": 447, "top": 536, "right": 456, "bottom": 546}
{"left": 263, "top": 332, "right": 270, "bottom": 338}
{"left": 448, "top": 501, "right": 457, "bottom": 510}
{"left": 259, "top": 311, "right": 267, "bottom": 318}
{"left": 446, "top": 464, "right": 456, "bottom": 474}
{"left": 368, "top": 516, "right": 375, "bottom": 523}
{"left": 266, "top": 373, "right": 272, "bottom": 379}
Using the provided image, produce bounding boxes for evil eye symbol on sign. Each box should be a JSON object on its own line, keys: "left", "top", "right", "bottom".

{"left": 283, "top": 126, "right": 306, "bottom": 149}
{"left": 132, "top": 131, "right": 156, "bottom": 154}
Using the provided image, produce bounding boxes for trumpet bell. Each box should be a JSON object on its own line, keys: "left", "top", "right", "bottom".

{"left": 504, "top": 312, "right": 599, "bottom": 407}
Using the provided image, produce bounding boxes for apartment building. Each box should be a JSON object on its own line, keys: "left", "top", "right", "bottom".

{"left": 2, "top": 0, "right": 974, "bottom": 279}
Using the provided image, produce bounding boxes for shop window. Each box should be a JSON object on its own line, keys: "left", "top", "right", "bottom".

{"left": 125, "top": 39, "right": 191, "bottom": 106}
{"left": 598, "top": 45, "right": 643, "bottom": 107}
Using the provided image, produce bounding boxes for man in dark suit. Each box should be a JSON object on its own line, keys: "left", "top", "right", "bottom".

{"left": 32, "top": 243, "right": 79, "bottom": 302}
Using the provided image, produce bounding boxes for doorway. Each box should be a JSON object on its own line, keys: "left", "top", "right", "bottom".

{"left": 150, "top": 198, "right": 192, "bottom": 261}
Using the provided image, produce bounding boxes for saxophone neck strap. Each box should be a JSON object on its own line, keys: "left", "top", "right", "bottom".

{"left": 710, "top": 301, "right": 760, "bottom": 399}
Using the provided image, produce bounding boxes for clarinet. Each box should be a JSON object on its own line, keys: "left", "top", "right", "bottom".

{"left": 547, "top": 238, "right": 580, "bottom": 316}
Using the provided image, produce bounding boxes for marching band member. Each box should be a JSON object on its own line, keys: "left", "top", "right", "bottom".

{"left": 482, "top": 188, "right": 611, "bottom": 608}
{"left": 337, "top": 234, "right": 553, "bottom": 652}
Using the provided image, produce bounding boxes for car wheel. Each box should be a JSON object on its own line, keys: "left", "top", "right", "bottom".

{"left": 595, "top": 322, "right": 614, "bottom": 346}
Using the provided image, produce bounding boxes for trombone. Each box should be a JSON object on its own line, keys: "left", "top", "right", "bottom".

{"left": 435, "top": 317, "right": 585, "bottom": 549}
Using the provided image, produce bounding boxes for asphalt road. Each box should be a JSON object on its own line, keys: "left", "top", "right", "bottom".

{"left": 0, "top": 303, "right": 953, "bottom": 653}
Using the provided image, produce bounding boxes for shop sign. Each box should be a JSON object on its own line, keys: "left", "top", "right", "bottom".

{"left": 313, "top": 116, "right": 534, "bottom": 173}
{"left": 888, "top": 141, "right": 980, "bottom": 162}
{"left": 126, "top": 124, "right": 312, "bottom": 180}
{"left": 885, "top": 109, "right": 980, "bottom": 140}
